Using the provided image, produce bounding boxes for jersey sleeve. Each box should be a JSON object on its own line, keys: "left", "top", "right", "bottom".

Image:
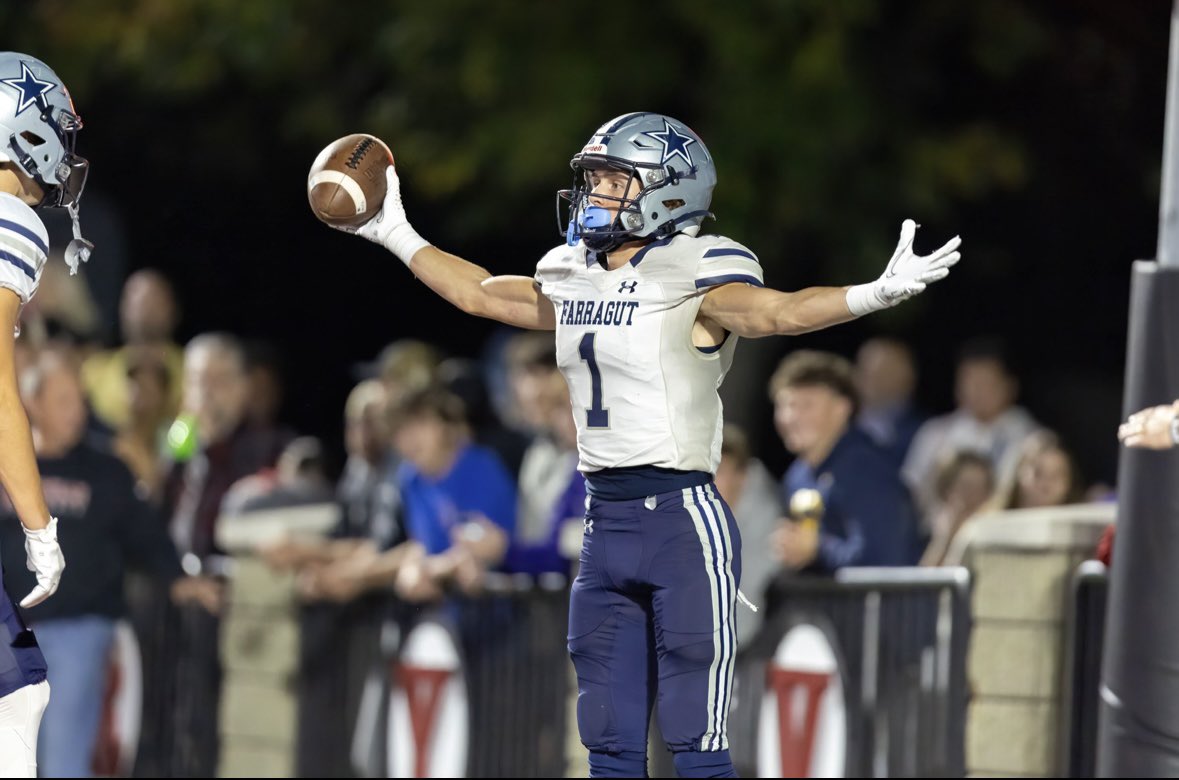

{"left": 0, "top": 194, "right": 47, "bottom": 304}
{"left": 693, "top": 236, "right": 764, "bottom": 292}
{"left": 533, "top": 244, "right": 577, "bottom": 300}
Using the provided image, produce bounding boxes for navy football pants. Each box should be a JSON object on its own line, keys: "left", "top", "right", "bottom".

{"left": 568, "top": 484, "right": 741, "bottom": 776}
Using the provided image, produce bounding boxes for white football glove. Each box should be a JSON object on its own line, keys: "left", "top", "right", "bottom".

{"left": 846, "top": 219, "right": 962, "bottom": 316}
{"left": 337, "top": 167, "right": 431, "bottom": 267}
{"left": 20, "top": 516, "right": 64, "bottom": 608}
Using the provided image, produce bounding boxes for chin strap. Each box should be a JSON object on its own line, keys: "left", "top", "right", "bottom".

{"left": 63, "top": 202, "right": 93, "bottom": 274}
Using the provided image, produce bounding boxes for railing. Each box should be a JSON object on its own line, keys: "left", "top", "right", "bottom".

{"left": 119, "top": 564, "right": 972, "bottom": 777}
{"left": 714, "top": 567, "right": 972, "bottom": 779}
{"left": 1059, "top": 560, "right": 1108, "bottom": 779}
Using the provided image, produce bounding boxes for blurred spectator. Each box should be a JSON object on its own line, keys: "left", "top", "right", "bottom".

{"left": 438, "top": 355, "right": 530, "bottom": 479}
{"left": 221, "top": 436, "right": 334, "bottom": 515}
{"left": 355, "top": 338, "right": 441, "bottom": 406}
{"left": 506, "top": 333, "right": 579, "bottom": 544}
{"left": 0, "top": 351, "right": 218, "bottom": 778}
{"left": 714, "top": 424, "right": 783, "bottom": 644}
{"left": 480, "top": 327, "right": 527, "bottom": 431}
{"left": 918, "top": 451, "right": 994, "bottom": 567}
{"left": 242, "top": 340, "right": 288, "bottom": 434}
{"left": 388, "top": 387, "right": 517, "bottom": 600}
{"left": 166, "top": 332, "right": 290, "bottom": 560}
{"left": 255, "top": 380, "right": 403, "bottom": 777}
{"left": 261, "top": 380, "right": 404, "bottom": 590}
{"left": 110, "top": 346, "right": 173, "bottom": 499}
{"left": 20, "top": 251, "right": 102, "bottom": 355}
{"left": 1096, "top": 523, "right": 1115, "bottom": 567}
{"left": 854, "top": 337, "right": 926, "bottom": 465}
{"left": 769, "top": 350, "right": 921, "bottom": 573}
{"left": 292, "top": 385, "right": 517, "bottom": 604}
{"left": 990, "top": 430, "right": 1084, "bottom": 511}
{"left": 144, "top": 332, "right": 288, "bottom": 777}
{"left": 334, "top": 379, "right": 403, "bottom": 549}
{"left": 489, "top": 366, "right": 585, "bottom": 577}
{"left": 81, "top": 270, "right": 183, "bottom": 433}
{"left": 504, "top": 331, "right": 562, "bottom": 435}
{"left": 902, "top": 338, "right": 1040, "bottom": 519}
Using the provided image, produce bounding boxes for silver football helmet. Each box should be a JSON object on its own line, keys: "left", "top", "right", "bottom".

{"left": 558, "top": 112, "right": 716, "bottom": 252}
{"left": 0, "top": 52, "right": 92, "bottom": 270}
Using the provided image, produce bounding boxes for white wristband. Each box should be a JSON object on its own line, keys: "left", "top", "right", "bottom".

{"left": 845, "top": 283, "right": 883, "bottom": 317}
{"left": 383, "top": 224, "right": 430, "bottom": 268}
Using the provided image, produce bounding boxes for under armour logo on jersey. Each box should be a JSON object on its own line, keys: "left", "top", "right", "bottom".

{"left": 618, "top": 280, "right": 638, "bottom": 294}
{"left": 641, "top": 119, "right": 696, "bottom": 166}
{"left": 584, "top": 518, "right": 594, "bottom": 535}
{"left": 0, "top": 62, "right": 57, "bottom": 116}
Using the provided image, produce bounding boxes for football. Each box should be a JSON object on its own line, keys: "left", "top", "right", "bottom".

{"left": 307, "top": 133, "right": 393, "bottom": 228}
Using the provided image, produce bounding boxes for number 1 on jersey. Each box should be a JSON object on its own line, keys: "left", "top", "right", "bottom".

{"left": 579, "top": 332, "right": 609, "bottom": 428}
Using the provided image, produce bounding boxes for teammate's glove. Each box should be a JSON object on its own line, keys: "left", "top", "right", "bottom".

{"left": 338, "top": 167, "right": 431, "bottom": 267}
{"left": 20, "top": 516, "right": 64, "bottom": 608}
{"left": 846, "top": 219, "right": 961, "bottom": 317}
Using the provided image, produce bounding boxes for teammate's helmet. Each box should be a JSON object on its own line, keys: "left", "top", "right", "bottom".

{"left": 557, "top": 112, "right": 716, "bottom": 252}
{"left": 0, "top": 53, "right": 92, "bottom": 268}
{"left": 0, "top": 53, "right": 87, "bottom": 208}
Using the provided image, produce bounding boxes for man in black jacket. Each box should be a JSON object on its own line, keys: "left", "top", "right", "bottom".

{"left": 0, "top": 350, "right": 218, "bottom": 777}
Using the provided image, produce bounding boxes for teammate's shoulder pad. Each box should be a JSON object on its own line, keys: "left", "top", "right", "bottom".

{"left": 693, "top": 234, "right": 759, "bottom": 264}
{"left": 0, "top": 193, "right": 49, "bottom": 249}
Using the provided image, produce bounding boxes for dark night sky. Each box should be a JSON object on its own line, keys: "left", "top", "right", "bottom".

{"left": 34, "top": 1, "right": 1172, "bottom": 486}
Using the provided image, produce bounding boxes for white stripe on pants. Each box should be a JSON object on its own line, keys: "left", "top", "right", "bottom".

{"left": 0, "top": 680, "right": 50, "bottom": 778}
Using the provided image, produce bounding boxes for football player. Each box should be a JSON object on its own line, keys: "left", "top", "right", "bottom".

{"left": 331, "top": 112, "right": 959, "bottom": 778}
{"left": 0, "top": 51, "right": 89, "bottom": 778}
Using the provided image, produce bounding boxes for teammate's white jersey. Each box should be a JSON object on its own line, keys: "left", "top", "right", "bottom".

{"left": 535, "top": 233, "right": 764, "bottom": 475}
{"left": 0, "top": 193, "right": 47, "bottom": 306}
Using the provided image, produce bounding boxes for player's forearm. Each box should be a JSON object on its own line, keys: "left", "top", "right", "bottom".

{"left": 406, "top": 245, "right": 500, "bottom": 317}
{"left": 356, "top": 541, "right": 415, "bottom": 588}
{"left": 773, "top": 286, "right": 859, "bottom": 334}
{"left": 704, "top": 283, "right": 858, "bottom": 338}
{"left": 739, "top": 285, "right": 856, "bottom": 336}
{"left": 0, "top": 385, "right": 50, "bottom": 530}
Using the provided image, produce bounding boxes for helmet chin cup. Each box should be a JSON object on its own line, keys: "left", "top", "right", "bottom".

{"left": 581, "top": 206, "right": 613, "bottom": 230}
{"left": 566, "top": 205, "right": 618, "bottom": 247}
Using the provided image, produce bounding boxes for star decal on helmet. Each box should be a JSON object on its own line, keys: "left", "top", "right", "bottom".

{"left": 1, "top": 61, "right": 57, "bottom": 117}
{"left": 641, "top": 119, "right": 696, "bottom": 167}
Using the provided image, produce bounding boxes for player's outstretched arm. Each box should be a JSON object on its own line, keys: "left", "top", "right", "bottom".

{"left": 699, "top": 219, "right": 960, "bottom": 338}
{"left": 0, "top": 290, "right": 64, "bottom": 607}
{"left": 339, "top": 168, "right": 555, "bottom": 331}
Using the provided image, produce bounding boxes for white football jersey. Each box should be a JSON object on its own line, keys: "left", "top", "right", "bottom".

{"left": 0, "top": 192, "right": 48, "bottom": 305}
{"left": 535, "top": 233, "right": 764, "bottom": 474}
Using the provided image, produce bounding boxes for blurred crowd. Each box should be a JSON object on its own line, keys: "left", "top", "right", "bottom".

{"left": 3, "top": 261, "right": 1112, "bottom": 776}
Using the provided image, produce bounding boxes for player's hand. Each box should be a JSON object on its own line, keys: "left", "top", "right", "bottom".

{"left": 170, "top": 575, "right": 226, "bottom": 616}
{"left": 770, "top": 518, "right": 820, "bottom": 570}
{"left": 1119, "top": 402, "right": 1179, "bottom": 449}
{"left": 451, "top": 516, "right": 509, "bottom": 566}
{"left": 395, "top": 556, "right": 445, "bottom": 603}
{"left": 846, "top": 219, "right": 961, "bottom": 316}
{"left": 339, "top": 167, "right": 430, "bottom": 265}
{"left": 20, "top": 517, "right": 64, "bottom": 608}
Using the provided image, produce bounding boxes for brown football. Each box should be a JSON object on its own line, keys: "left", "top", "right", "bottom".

{"left": 307, "top": 133, "right": 393, "bottom": 228}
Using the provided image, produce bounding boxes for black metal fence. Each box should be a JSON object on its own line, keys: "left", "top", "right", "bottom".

{"left": 1060, "top": 560, "right": 1109, "bottom": 779}
{"left": 123, "top": 566, "right": 973, "bottom": 778}
{"left": 713, "top": 567, "right": 972, "bottom": 779}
